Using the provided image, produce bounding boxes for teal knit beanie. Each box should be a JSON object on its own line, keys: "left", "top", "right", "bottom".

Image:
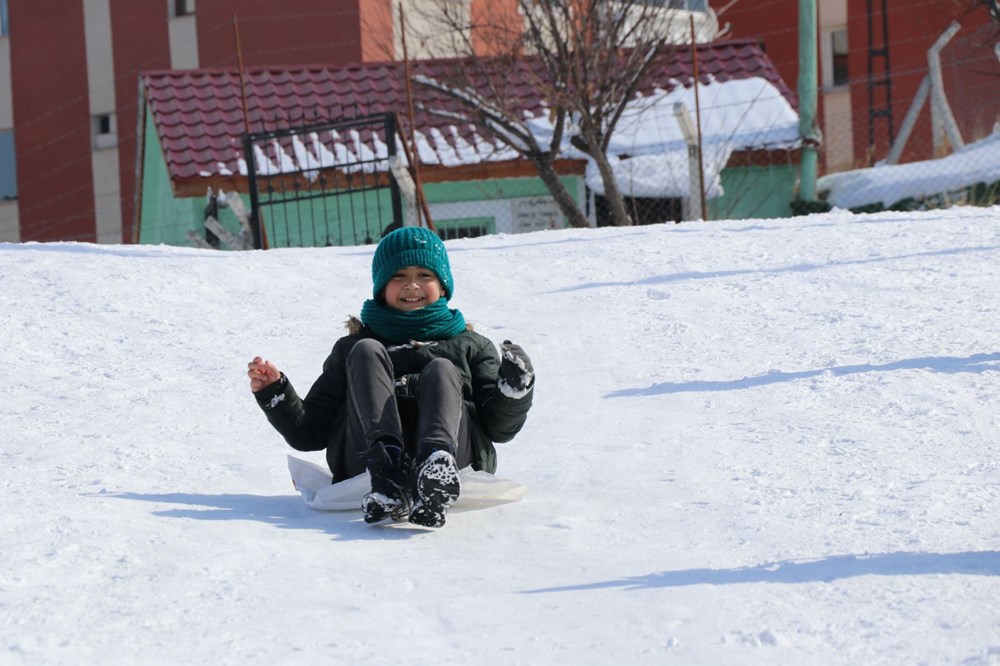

{"left": 371, "top": 227, "right": 454, "bottom": 299}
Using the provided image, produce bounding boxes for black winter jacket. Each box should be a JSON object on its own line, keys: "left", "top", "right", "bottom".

{"left": 253, "top": 324, "right": 533, "bottom": 480}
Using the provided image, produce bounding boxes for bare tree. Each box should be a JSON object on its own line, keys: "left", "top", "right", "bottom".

{"left": 950, "top": 0, "right": 1000, "bottom": 76}
{"left": 976, "top": 0, "right": 1000, "bottom": 23}
{"left": 403, "top": 0, "right": 588, "bottom": 227}
{"left": 976, "top": 0, "right": 1000, "bottom": 46}
{"left": 408, "top": 0, "right": 706, "bottom": 227}
{"left": 955, "top": 0, "right": 1000, "bottom": 38}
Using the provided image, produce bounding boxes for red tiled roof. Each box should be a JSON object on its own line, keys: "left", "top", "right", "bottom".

{"left": 141, "top": 39, "right": 795, "bottom": 181}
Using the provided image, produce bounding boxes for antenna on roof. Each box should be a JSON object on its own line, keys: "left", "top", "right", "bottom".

{"left": 689, "top": 15, "right": 707, "bottom": 221}
{"left": 233, "top": 13, "right": 270, "bottom": 249}
{"left": 232, "top": 15, "right": 253, "bottom": 136}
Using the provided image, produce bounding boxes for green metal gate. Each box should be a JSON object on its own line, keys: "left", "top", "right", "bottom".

{"left": 243, "top": 113, "right": 404, "bottom": 248}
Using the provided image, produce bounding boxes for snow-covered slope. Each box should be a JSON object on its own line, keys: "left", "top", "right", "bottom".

{"left": 2, "top": 208, "right": 999, "bottom": 665}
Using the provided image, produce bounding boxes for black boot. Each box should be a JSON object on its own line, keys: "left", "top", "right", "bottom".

{"left": 362, "top": 440, "right": 411, "bottom": 524}
{"left": 408, "top": 449, "right": 460, "bottom": 528}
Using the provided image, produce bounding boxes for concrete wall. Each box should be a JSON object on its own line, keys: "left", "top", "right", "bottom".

{"left": 0, "top": 29, "right": 19, "bottom": 241}
{"left": 0, "top": 32, "right": 11, "bottom": 128}
{"left": 84, "top": 0, "right": 123, "bottom": 243}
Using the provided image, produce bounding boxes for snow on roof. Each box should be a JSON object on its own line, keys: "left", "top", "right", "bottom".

{"left": 579, "top": 75, "right": 800, "bottom": 197}
{"left": 140, "top": 39, "right": 799, "bottom": 189}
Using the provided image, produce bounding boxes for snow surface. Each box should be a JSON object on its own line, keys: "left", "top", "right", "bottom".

{"left": 3, "top": 207, "right": 1000, "bottom": 665}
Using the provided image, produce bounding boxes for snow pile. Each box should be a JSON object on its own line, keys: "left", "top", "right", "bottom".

{"left": 2, "top": 207, "right": 999, "bottom": 664}
{"left": 531, "top": 75, "right": 799, "bottom": 198}
{"left": 817, "top": 130, "right": 1000, "bottom": 209}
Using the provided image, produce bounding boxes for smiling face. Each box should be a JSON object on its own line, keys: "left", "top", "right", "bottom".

{"left": 382, "top": 265, "right": 444, "bottom": 311}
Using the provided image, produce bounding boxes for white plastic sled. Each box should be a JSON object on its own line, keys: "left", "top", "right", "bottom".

{"left": 287, "top": 455, "right": 526, "bottom": 513}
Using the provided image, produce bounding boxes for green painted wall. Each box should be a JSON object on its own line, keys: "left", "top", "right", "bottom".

{"left": 710, "top": 164, "right": 797, "bottom": 220}
{"left": 435, "top": 216, "right": 496, "bottom": 239}
{"left": 423, "top": 176, "right": 574, "bottom": 203}
{"left": 254, "top": 175, "right": 580, "bottom": 245}
{"left": 424, "top": 175, "right": 581, "bottom": 234}
{"left": 139, "top": 103, "right": 260, "bottom": 248}
{"left": 259, "top": 188, "right": 396, "bottom": 247}
{"left": 138, "top": 105, "right": 206, "bottom": 246}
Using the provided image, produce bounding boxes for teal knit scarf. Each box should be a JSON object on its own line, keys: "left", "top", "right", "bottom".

{"left": 360, "top": 298, "right": 467, "bottom": 344}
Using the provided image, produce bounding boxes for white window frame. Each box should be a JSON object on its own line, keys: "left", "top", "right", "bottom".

{"left": 642, "top": 0, "right": 709, "bottom": 10}
{"left": 821, "top": 26, "right": 850, "bottom": 90}
{"left": 169, "top": 0, "right": 195, "bottom": 19}
{"left": 830, "top": 28, "right": 849, "bottom": 87}
{"left": 93, "top": 113, "right": 118, "bottom": 150}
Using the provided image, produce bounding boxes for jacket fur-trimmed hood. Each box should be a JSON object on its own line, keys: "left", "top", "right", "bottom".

{"left": 345, "top": 315, "right": 364, "bottom": 335}
{"left": 344, "top": 314, "right": 473, "bottom": 335}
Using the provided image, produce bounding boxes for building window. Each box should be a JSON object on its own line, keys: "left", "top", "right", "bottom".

{"left": 434, "top": 217, "right": 495, "bottom": 240}
{"left": 595, "top": 193, "right": 682, "bottom": 226}
{"left": 0, "top": 130, "right": 16, "bottom": 200}
{"left": 1, "top": 0, "right": 9, "bottom": 37}
{"left": 831, "top": 29, "right": 849, "bottom": 87}
{"left": 643, "top": 0, "right": 708, "bottom": 10}
{"left": 93, "top": 113, "right": 118, "bottom": 150}
{"left": 172, "top": 0, "right": 194, "bottom": 18}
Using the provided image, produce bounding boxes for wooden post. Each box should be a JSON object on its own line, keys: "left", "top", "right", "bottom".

{"left": 233, "top": 14, "right": 269, "bottom": 249}
{"left": 398, "top": 5, "right": 435, "bottom": 231}
{"left": 689, "top": 16, "right": 707, "bottom": 221}
{"left": 394, "top": 112, "right": 434, "bottom": 228}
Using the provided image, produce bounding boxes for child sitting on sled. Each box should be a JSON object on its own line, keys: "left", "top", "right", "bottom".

{"left": 247, "top": 226, "right": 535, "bottom": 528}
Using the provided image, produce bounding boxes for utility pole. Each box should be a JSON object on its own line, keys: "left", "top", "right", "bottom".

{"left": 798, "top": 0, "right": 819, "bottom": 202}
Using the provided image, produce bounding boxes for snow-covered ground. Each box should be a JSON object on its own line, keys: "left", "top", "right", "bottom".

{"left": 2, "top": 207, "right": 999, "bottom": 665}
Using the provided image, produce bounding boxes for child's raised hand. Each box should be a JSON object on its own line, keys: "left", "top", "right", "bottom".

{"left": 247, "top": 356, "right": 282, "bottom": 393}
{"left": 498, "top": 341, "right": 534, "bottom": 394}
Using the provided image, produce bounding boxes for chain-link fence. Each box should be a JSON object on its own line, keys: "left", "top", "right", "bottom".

{"left": 182, "top": 6, "right": 999, "bottom": 249}
{"left": 815, "top": 19, "right": 999, "bottom": 213}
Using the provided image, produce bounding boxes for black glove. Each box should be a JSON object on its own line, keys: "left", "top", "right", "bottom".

{"left": 395, "top": 373, "right": 420, "bottom": 400}
{"left": 498, "top": 341, "right": 534, "bottom": 394}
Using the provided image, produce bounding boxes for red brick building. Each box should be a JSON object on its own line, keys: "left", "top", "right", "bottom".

{"left": 724, "top": 0, "right": 998, "bottom": 171}
{"left": 6, "top": 1, "right": 989, "bottom": 243}
{"left": 0, "top": 0, "right": 476, "bottom": 243}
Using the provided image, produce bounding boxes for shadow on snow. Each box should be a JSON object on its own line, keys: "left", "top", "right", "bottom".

{"left": 524, "top": 550, "right": 1000, "bottom": 593}
{"left": 548, "top": 244, "right": 998, "bottom": 294}
{"left": 606, "top": 351, "right": 1000, "bottom": 397}
{"left": 101, "top": 491, "right": 428, "bottom": 540}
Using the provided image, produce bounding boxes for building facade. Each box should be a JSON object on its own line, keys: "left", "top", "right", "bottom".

{"left": 135, "top": 39, "right": 802, "bottom": 249}
{"left": 0, "top": 0, "right": 731, "bottom": 244}
{"left": 724, "top": 0, "right": 999, "bottom": 173}
{"left": 0, "top": 0, "right": 458, "bottom": 243}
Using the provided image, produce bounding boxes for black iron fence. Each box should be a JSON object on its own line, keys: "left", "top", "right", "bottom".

{"left": 243, "top": 113, "right": 404, "bottom": 249}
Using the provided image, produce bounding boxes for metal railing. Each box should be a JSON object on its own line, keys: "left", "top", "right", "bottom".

{"left": 242, "top": 113, "right": 404, "bottom": 249}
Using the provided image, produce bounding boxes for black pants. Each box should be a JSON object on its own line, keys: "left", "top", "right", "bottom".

{"left": 343, "top": 338, "right": 472, "bottom": 475}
